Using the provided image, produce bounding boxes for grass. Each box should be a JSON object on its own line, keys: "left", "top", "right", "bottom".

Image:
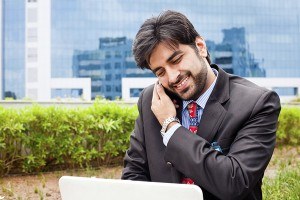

{"left": 263, "top": 164, "right": 300, "bottom": 200}
{"left": 34, "top": 186, "right": 44, "bottom": 200}
{"left": 0, "top": 146, "right": 299, "bottom": 199}
{"left": 262, "top": 146, "right": 300, "bottom": 200}
{"left": 1, "top": 182, "right": 14, "bottom": 197}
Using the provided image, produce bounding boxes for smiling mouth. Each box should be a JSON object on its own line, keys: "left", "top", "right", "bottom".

{"left": 174, "top": 76, "right": 189, "bottom": 90}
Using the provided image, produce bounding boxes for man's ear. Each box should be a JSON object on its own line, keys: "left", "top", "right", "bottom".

{"left": 195, "top": 37, "right": 207, "bottom": 57}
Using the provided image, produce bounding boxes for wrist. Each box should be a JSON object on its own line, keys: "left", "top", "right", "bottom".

{"left": 166, "top": 121, "right": 179, "bottom": 132}
{"left": 160, "top": 116, "right": 180, "bottom": 136}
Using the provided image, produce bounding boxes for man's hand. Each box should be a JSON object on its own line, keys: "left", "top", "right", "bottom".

{"left": 151, "top": 82, "right": 177, "bottom": 125}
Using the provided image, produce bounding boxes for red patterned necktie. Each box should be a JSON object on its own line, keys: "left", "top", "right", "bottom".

{"left": 187, "top": 101, "right": 200, "bottom": 133}
{"left": 182, "top": 101, "right": 200, "bottom": 184}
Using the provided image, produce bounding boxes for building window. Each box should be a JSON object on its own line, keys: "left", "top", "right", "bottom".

{"left": 130, "top": 88, "right": 143, "bottom": 98}
{"left": 51, "top": 89, "right": 82, "bottom": 99}
{"left": 106, "top": 85, "right": 111, "bottom": 92}
{"left": 125, "top": 50, "right": 132, "bottom": 57}
{"left": 27, "top": 28, "right": 38, "bottom": 42}
{"left": 27, "top": 8, "right": 38, "bottom": 23}
{"left": 27, "top": 48, "right": 38, "bottom": 62}
{"left": 105, "top": 74, "right": 112, "bottom": 81}
{"left": 114, "top": 62, "right": 121, "bottom": 69}
{"left": 115, "top": 85, "right": 121, "bottom": 92}
{"left": 92, "top": 86, "right": 102, "bottom": 92}
{"left": 115, "top": 50, "right": 122, "bottom": 58}
{"left": 105, "top": 51, "right": 111, "bottom": 58}
{"left": 115, "top": 74, "right": 121, "bottom": 80}
{"left": 27, "top": 68, "right": 38, "bottom": 83}
{"left": 104, "top": 63, "right": 111, "bottom": 69}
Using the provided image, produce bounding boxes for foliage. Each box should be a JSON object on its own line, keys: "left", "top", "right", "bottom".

{"left": 291, "top": 97, "right": 300, "bottom": 103}
{"left": 276, "top": 107, "right": 300, "bottom": 146}
{"left": 0, "top": 104, "right": 299, "bottom": 175}
{"left": 0, "top": 101, "right": 137, "bottom": 175}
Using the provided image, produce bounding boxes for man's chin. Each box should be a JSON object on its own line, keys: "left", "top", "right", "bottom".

{"left": 177, "top": 89, "right": 201, "bottom": 101}
{"left": 179, "top": 95, "right": 193, "bottom": 101}
{"left": 169, "top": 87, "right": 196, "bottom": 100}
{"left": 176, "top": 91, "right": 193, "bottom": 101}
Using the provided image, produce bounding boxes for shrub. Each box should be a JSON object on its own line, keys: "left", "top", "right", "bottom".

{"left": 0, "top": 101, "right": 137, "bottom": 175}
{"left": 0, "top": 104, "right": 299, "bottom": 175}
{"left": 276, "top": 107, "right": 300, "bottom": 146}
{"left": 0, "top": 107, "right": 27, "bottom": 174}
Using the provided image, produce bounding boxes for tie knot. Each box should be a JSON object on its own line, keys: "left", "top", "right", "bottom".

{"left": 187, "top": 101, "right": 198, "bottom": 118}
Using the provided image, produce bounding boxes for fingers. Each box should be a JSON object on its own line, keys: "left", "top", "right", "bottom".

{"left": 156, "top": 82, "right": 167, "bottom": 100}
{"left": 151, "top": 81, "right": 177, "bottom": 125}
{"left": 173, "top": 100, "right": 180, "bottom": 109}
{"left": 153, "top": 81, "right": 172, "bottom": 104}
{"left": 152, "top": 81, "right": 160, "bottom": 102}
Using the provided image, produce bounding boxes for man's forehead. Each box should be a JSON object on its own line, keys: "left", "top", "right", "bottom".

{"left": 160, "top": 40, "right": 180, "bottom": 51}
{"left": 151, "top": 41, "right": 183, "bottom": 58}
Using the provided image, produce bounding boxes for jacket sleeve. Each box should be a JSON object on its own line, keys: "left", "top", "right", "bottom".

{"left": 164, "top": 90, "right": 281, "bottom": 199}
{"left": 121, "top": 90, "right": 151, "bottom": 181}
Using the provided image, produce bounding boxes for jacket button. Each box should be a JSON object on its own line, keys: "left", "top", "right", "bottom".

{"left": 166, "top": 162, "right": 172, "bottom": 166}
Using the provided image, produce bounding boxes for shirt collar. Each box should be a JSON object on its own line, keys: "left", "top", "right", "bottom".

{"left": 183, "top": 68, "right": 218, "bottom": 110}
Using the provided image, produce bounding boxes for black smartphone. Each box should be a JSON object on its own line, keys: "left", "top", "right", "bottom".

{"left": 157, "top": 81, "right": 180, "bottom": 102}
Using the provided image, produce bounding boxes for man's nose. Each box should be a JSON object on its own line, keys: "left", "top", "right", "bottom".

{"left": 167, "top": 67, "right": 180, "bottom": 84}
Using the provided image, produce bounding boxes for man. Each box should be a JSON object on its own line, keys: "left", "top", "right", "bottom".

{"left": 122, "top": 10, "right": 281, "bottom": 200}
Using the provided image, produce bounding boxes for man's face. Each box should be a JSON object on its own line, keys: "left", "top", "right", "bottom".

{"left": 149, "top": 40, "right": 209, "bottom": 101}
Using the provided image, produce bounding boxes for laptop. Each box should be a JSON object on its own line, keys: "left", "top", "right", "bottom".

{"left": 59, "top": 176, "right": 203, "bottom": 200}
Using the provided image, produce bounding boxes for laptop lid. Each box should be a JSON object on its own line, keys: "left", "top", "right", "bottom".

{"left": 59, "top": 176, "right": 203, "bottom": 200}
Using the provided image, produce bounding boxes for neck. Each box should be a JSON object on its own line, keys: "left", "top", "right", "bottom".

{"left": 197, "top": 67, "right": 216, "bottom": 99}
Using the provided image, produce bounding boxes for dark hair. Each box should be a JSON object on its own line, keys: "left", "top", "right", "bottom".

{"left": 133, "top": 10, "right": 211, "bottom": 69}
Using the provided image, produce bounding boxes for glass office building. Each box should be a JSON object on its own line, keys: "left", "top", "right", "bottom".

{"left": 1, "top": 0, "right": 300, "bottom": 99}
{"left": 1, "top": 0, "right": 25, "bottom": 99}
{"left": 72, "top": 37, "right": 154, "bottom": 99}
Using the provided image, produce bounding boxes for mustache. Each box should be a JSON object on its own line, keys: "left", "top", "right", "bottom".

{"left": 168, "top": 72, "right": 190, "bottom": 88}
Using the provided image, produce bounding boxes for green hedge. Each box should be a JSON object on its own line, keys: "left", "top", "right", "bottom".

{"left": 276, "top": 107, "right": 300, "bottom": 146}
{"left": 0, "top": 104, "right": 299, "bottom": 175}
{"left": 0, "top": 101, "right": 138, "bottom": 175}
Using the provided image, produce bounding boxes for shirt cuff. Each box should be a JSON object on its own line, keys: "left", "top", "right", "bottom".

{"left": 163, "top": 123, "right": 181, "bottom": 146}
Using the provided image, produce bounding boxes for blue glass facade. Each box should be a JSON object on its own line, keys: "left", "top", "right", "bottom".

{"left": 2, "top": 0, "right": 25, "bottom": 99}
{"left": 1, "top": 0, "right": 300, "bottom": 99}
{"left": 72, "top": 37, "right": 153, "bottom": 99}
{"left": 207, "top": 27, "right": 265, "bottom": 77}
{"left": 50, "top": 0, "right": 300, "bottom": 99}
{"left": 51, "top": 0, "right": 300, "bottom": 77}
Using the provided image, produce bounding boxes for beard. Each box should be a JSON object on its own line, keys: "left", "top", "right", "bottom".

{"left": 167, "top": 56, "right": 208, "bottom": 101}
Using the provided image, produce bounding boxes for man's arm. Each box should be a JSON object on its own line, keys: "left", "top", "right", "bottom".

{"left": 121, "top": 90, "right": 151, "bottom": 181}
{"left": 165, "top": 90, "right": 281, "bottom": 199}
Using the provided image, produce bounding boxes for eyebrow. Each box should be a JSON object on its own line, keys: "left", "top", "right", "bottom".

{"left": 152, "top": 50, "right": 184, "bottom": 74}
{"left": 167, "top": 50, "right": 183, "bottom": 63}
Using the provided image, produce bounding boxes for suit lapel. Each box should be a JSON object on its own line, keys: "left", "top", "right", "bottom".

{"left": 197, "top": 100, "right": 226, "bottom": 142}
{"left": 196, "top": 65, "right": 230, "bottom": 142}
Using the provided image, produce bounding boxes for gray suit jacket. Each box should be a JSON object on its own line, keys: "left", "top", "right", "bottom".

{"left": 122, "top": 65, "right": 281, "bottom": 200}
